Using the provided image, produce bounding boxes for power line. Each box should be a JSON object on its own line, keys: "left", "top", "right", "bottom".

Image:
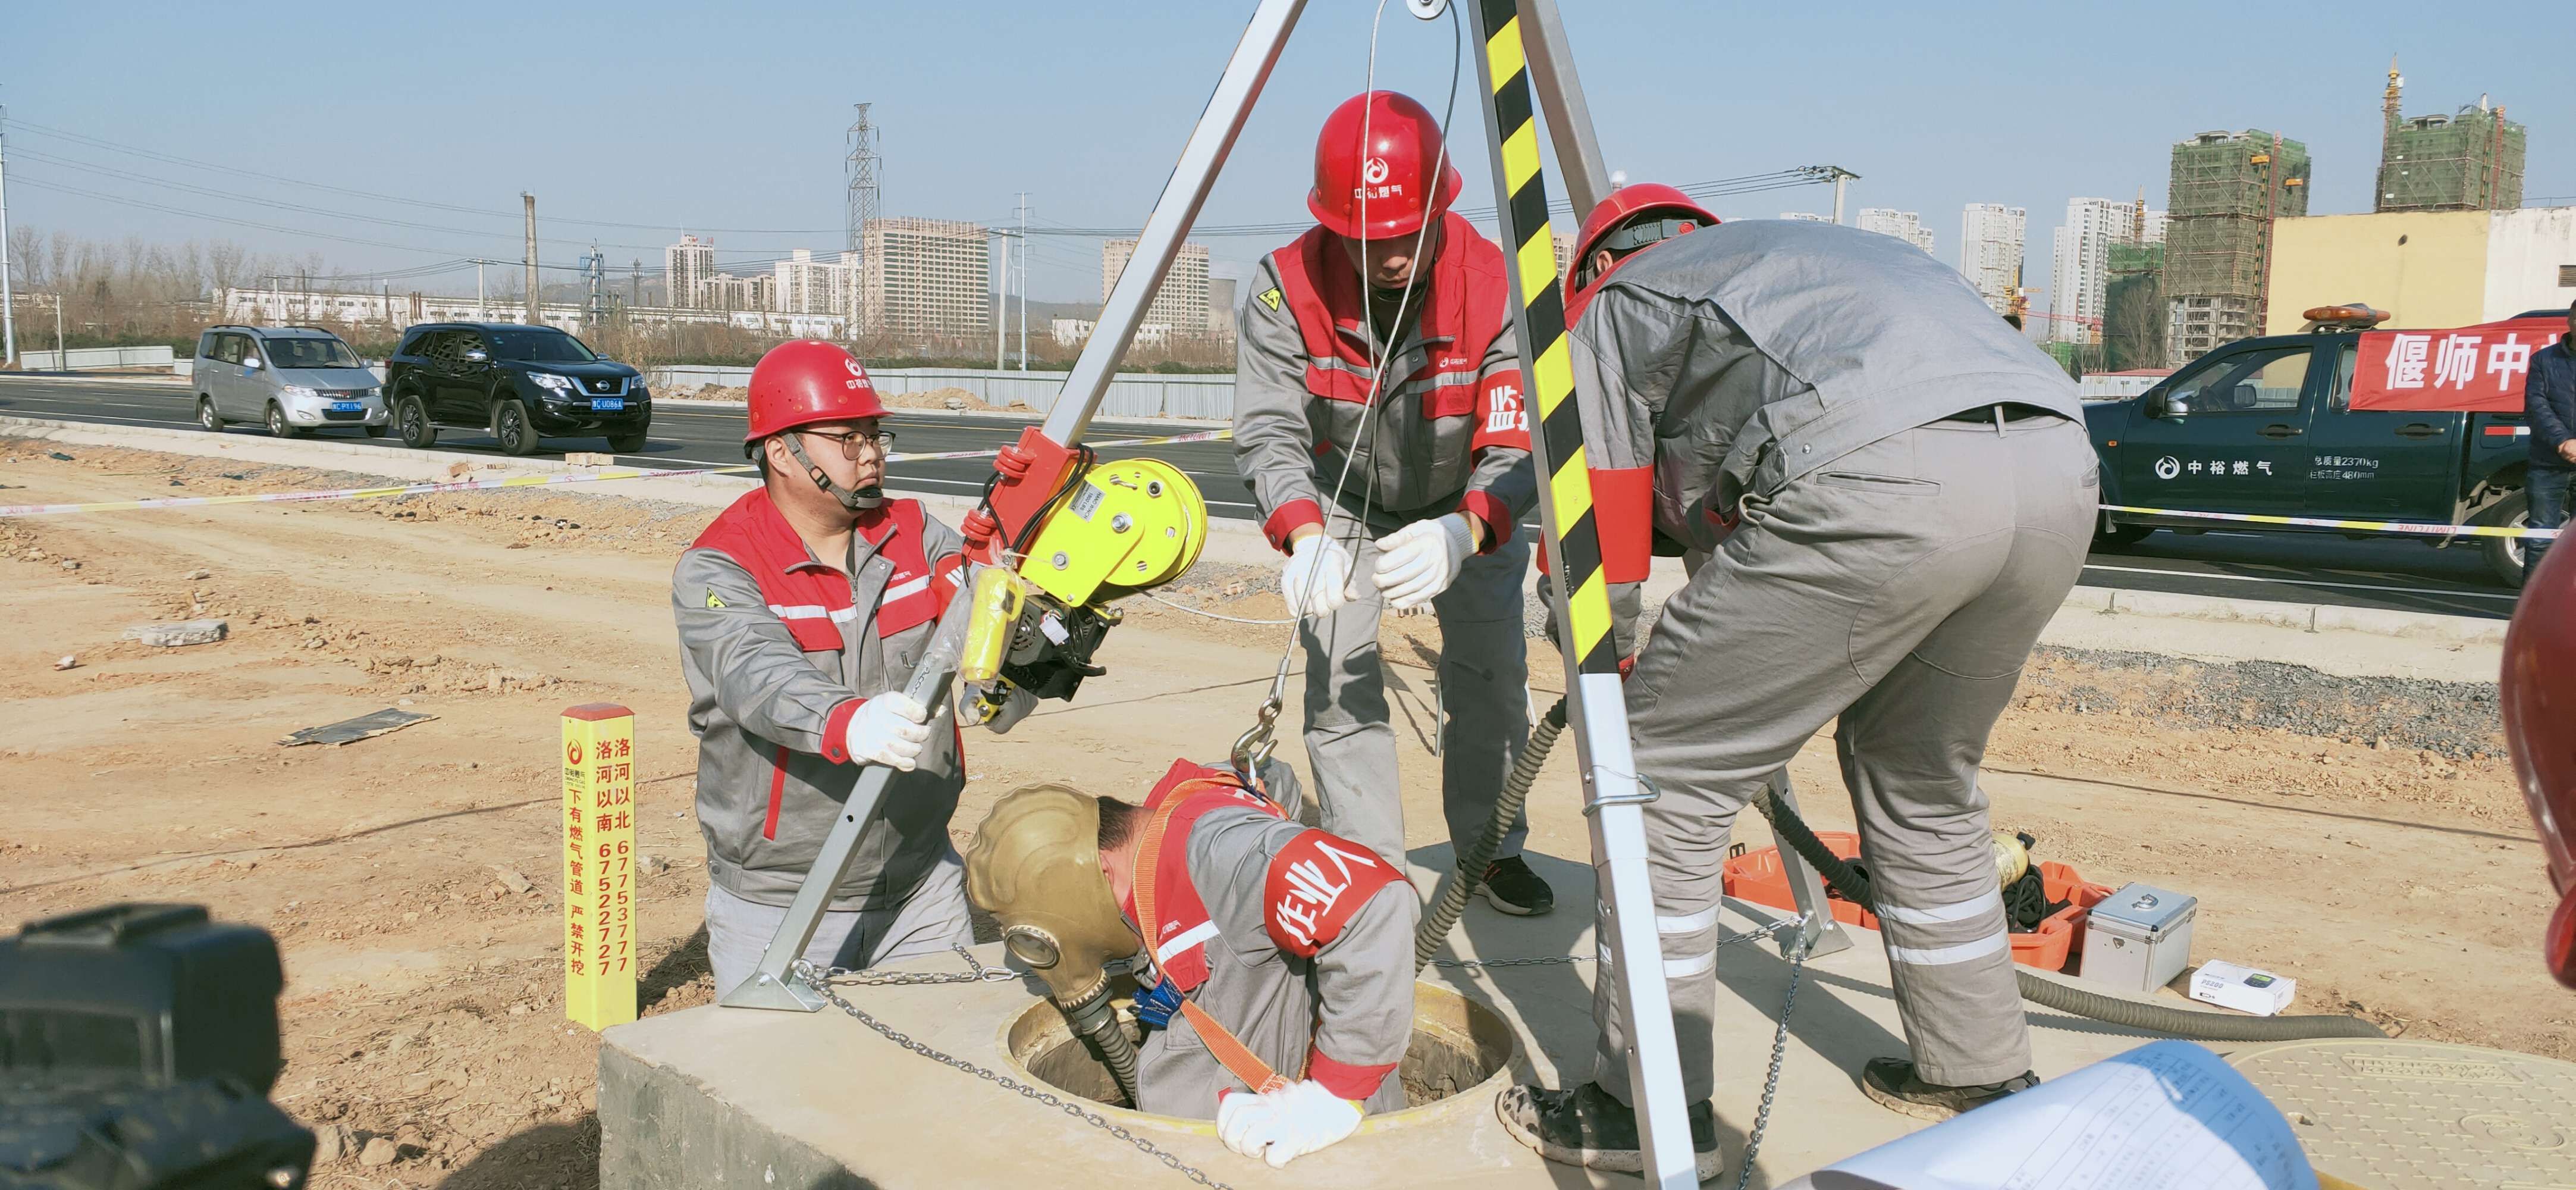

{"left": 10, "top": 118, "right": 849, "bottom": 237}
{"left": 8, "top": 176, "right": 597, "bottom": 270}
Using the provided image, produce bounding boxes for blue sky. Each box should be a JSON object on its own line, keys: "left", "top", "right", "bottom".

{"left": 2, "top": 1, "right": 2568, "bottom": 303}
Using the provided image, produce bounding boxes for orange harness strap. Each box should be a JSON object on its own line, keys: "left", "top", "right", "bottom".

{"left": 1134, "top": 781, "right": 1292, "bottom": 1096}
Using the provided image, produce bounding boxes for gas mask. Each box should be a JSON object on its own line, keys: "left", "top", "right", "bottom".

{"left": 963, "top": 783, "right": 1145, "bottom": 1103}
{"left": 779, "top": 432, "right": 885, "bottom": 512}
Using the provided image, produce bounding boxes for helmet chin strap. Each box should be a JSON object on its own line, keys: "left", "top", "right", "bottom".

{"left": 780, "top": 433, "right": 884, "bottom": 511}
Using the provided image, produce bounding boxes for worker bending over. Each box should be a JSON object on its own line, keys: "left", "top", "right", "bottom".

{"left": 1234, "top": 90, "right": 1546, "bottom": 913}
{"left": 1498, "top": 192, "right": 2097, "bottom": 1178}
{"left": 967, "top": 762, "right": 1417, "bottom": 1168}
{"left": 677, "top": 340, "right": 1003, "bottom": 994}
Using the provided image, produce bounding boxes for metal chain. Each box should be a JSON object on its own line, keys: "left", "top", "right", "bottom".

{"left": 1731, "top": 935, "right": 1809, "bottom": 1190}
{"left": 798, "top": 915, "right": 1808, "bottom": 1189}
{"left": 817, "top": 944, "right": 1019, "bottom": 987}
{"left": 793, "top": 958, "right": 1237, "bottom": 1190}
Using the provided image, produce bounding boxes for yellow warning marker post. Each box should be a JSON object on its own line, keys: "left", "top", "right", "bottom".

{"left": 561, "top": 703, "right": 638, "bottom": 1030}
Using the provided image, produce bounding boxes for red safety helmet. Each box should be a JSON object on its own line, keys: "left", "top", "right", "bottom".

{"left": 1308, "top": 91, "right": 1463, "bottom": 241}
{"left": 2503, "top": 538, "right": 2576, "bottom": 989}
{"left": 743, "top": 339, "right": 886, "bottom": 444}
{"left": 1565, "top": 182, "right": 1718, "bottom": 325}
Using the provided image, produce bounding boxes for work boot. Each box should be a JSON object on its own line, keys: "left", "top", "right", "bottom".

{"left": 1477, "top": 856, "right": 1555, "bottom": 916}
{"left": 1860, "top": 1058, "right": 2039, "bottom": 1121}
{"left": 1498, "top": 1082, "right": 1724, "bottom": 1181}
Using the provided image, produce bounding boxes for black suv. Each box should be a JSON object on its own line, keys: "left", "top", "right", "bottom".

{"left": 383, "top": 322, "right": 650, "bottom": 455}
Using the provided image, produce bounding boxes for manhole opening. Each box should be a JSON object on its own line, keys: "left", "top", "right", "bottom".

{"left": 1005, "top": 978, "right": 1514, "bottom": 1111}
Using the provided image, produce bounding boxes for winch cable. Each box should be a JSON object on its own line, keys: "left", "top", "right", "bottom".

{"left": 1231, "top": 0, "right": 1465, "bottom": 779}
{"left": 1418, "top": 695, "right": 2390, "bottom": 1041}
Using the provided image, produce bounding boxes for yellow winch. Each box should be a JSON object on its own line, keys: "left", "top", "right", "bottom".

{"left": 958, "top": 457, "right": 1210, "bottom": 723}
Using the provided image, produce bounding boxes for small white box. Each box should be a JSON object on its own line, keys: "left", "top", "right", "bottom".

{"left": 2189, "top": 960, "right": 2295, "bottom": 1016}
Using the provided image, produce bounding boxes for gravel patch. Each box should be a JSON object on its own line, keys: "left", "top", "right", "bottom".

{"left": 2018, "top": 645, "right": 2502, "bottom": 759}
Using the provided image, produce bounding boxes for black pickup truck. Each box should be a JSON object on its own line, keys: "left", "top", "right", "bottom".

{"left": 2085, "top": 314, "right": 2556, "bottom": 586}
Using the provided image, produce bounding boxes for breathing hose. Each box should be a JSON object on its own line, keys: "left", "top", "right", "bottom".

{"left": 1062, "top": 991, "right": 1143, "bottom": 1107}
{"left": 1420, "top": 695, "right": 2388, "bottom": 1041}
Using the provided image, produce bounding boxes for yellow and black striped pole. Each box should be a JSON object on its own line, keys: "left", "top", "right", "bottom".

{"left": 1466, "top": 2, "right": 1698, "bottom": 1184}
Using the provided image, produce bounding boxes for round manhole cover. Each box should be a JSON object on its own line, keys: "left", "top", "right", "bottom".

{"left": 2227, "top": 1039, "right": 2576, "bottom": 1189}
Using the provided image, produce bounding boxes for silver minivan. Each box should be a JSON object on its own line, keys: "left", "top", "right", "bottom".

{"left": 192, "top": 325, "right": 389, "bottom": 437}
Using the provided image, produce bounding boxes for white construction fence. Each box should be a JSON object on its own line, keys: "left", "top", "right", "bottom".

{"left": 649, "top": 365, "right": 1235, "bottom": 421}
{"left": 15, "top": 346, "right": 181, "bottom": 373}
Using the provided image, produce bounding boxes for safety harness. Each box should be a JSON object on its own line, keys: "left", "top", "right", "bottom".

{"left": 1132, "top": 773, "right": 1294, "bottom": 1094}
{"left": 1127, "top": 761, "right": 1402, "bottom": 1098}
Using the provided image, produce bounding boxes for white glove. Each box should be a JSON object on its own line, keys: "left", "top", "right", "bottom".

{"left": 1280, "top": 532, "right": 1358, "bottom": 621}
{"left": 1370, "top": 513, "right": 1476, "bottom": 610}
{"left": 843, "top": 692, "right": 931, "bottom": 771}
{"left": 1218, "top": 1079, "right": 1363, "bottom": 1169}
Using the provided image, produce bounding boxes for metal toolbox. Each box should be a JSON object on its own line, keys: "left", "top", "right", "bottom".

{"left": 2079, "top": 882, "right": 2198, "bottom": 993}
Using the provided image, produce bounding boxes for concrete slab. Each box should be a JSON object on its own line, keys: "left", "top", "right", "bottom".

{"left": 598, "top": 850, "right": 2185, "bottom": 1189}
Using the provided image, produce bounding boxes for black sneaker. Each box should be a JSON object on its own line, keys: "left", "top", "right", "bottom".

{"left": 1498, "top": 1082, "right": 1724, "bottom": 1181}
{"left": 1860, "top": 1058, "right": 2039, "bottom": 1121}
{"left": 1477, "top": 856, "right": 1555, "bottom": 916}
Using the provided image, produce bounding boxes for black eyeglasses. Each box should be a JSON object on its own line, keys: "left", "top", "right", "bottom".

{"left": 800, "top": 428, "right": 896, "bottom": 460}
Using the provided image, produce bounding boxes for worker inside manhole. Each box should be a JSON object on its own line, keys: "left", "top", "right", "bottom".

{"left": 965, "top": 763, "right": 1503, "bottom": 1166}
{"left": 1004, "top": 980, "right": 1514, "bottom": 1114}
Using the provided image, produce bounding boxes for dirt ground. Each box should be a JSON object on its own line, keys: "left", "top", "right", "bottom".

{"left": 1, "top": 439, "right": 2562, "bottom": 1189}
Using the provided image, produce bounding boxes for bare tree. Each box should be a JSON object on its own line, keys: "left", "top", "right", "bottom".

{"left": 7, "top": 225, "right": 42, "bottom": 290}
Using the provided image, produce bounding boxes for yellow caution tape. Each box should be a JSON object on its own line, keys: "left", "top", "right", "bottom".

{"left": 2100, "top": 503, "right": 2556, "bottom": 540}
{"left": 0, "top": 429, "right": 1231, "bottom": 518}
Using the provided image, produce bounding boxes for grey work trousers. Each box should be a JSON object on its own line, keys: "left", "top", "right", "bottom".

{"left": 1592, "top": 416, "right": 2097, "bottom": 1099}
{"left": 703, "top": 845, "right": 974, "bottom": 994}
{"left": 1300, "top": 518, "right": 1532, "bottom": 867}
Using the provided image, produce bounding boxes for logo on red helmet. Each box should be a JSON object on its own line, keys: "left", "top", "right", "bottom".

{"left": 1361, "top": 157, "right": 1390, "bottom": 185}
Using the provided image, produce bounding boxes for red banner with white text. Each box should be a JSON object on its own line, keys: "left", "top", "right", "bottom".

{"left": 2351, "top": 317, "right": 2566, "bottom": 412}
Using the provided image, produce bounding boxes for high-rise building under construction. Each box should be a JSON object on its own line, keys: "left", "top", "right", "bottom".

{"left": 2163, "top": 129, "right": 2310, "bottom": 364}
{"left": 2374, "top": 61, "right": 2525, "bottom": 214}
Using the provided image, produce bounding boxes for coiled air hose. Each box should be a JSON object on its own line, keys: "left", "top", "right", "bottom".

{"left": 1419, "top": 696, "right": 2387, "bottom": 1041}
{"left": 1415, "top": 700, "right": 1568, "bottom": 972}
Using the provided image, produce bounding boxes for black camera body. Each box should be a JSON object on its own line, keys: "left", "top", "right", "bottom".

{"left": 0, "top": 904, "right": 312, "bottom": 1190}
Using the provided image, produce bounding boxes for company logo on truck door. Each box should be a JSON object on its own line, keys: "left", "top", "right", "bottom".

{"left": 2155, "top": 456, "right": 2276, "bottom": 480}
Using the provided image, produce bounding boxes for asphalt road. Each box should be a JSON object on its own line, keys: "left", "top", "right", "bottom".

{"left": 0, "top": 375, "right": 2523, "bottom": 620}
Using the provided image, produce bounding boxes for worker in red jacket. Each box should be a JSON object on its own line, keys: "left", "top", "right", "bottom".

{"left": 2502, "top": 528, "right": 2576, "bottom": 990}
{"left": 675, "top": 340, "right": 998, "bottom": 995}
{"left": 965, "top": 762, "right": 1417, "bottom": 1169}
{"left": 1232, "top": 90, "right": 1545, "bottom": 913}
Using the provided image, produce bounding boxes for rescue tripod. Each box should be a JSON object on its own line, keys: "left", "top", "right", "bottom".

{"left": 720, "top": 2, "right": 1847, "bottom": 1185}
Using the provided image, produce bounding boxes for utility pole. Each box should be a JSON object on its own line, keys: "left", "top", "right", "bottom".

{"left": 582, "top": 243, "right": 605, "bottom": 329}
{"left": 522, "top": 192, "right": 539, "bottom": 325}
{"left": 993, "top": 229, "right": 1008, "bottom": 369}
{"left": 1016, "top": 192, "right": 1028, "bottom": 369}
{"left": 0, "top": 101, "right": 17, "bottom": 368}
{"left": 1822, "top": 165, "right": 1860, "bottom": 224}
{"left": 476, "top": 261, "right": 487, "bottom": 320}
{"left": 630, "top": 259, "right": 640, "bottom": 309}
